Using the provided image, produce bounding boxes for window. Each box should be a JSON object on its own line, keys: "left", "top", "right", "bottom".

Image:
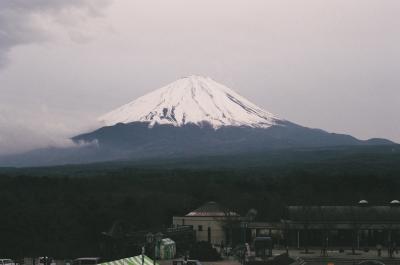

{"left": 198, "top": 225, "right": 203, "bottom": 231}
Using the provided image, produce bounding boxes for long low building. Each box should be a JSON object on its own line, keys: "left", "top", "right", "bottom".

{"left": 284, "top": 202, "right": 400, "bottom": 248}
{"left": 248, "top": 200, "right": 400, "bottom": 249}
{"left": 173, "top": 200, "right": 400, "bottom": 250}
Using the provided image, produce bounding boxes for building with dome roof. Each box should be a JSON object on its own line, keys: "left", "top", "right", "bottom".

{"left": 172, "top": 201, "right": 242, "bottom": 245}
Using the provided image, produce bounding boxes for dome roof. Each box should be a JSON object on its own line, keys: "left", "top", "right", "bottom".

{"left": 390, "top": 200, "right": 400, "bottom": 204}
{"left": 359, "top": 200, "right": 369, "bottom": 205}
{"left": 186, "top": 201, "right": 240, "bottom": 217}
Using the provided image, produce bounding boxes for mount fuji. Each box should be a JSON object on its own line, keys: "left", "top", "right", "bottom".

{"left": 71, "top": 76, "right": 393, "bottom": 159}
{"left": 0, "top": 75, "right": 394, "bottom": 167}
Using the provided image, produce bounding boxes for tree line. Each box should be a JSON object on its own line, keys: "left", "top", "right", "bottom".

{"left": 0, "top": 146, "right": 399, "bottom": 258}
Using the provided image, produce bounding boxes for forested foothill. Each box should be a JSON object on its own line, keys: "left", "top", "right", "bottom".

{"left": 0, "top": 145, "right": 399, "bottom": 258}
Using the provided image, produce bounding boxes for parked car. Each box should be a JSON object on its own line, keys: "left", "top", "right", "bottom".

{"left": 0, "top": 259, "right": 15, "bottom": 265}
{"left": 172, "top": 260, "right": 202, "bottom": 265}
{"left": 38, "top": 257, "right": 56, "bottom": 265}
{"left": 73, "top": 258, "right": 101, "bottom": 265}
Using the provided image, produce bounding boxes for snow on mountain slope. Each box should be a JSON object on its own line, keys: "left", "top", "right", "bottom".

{"left": 99, "top": 75, "right": 281, "bottom": 129}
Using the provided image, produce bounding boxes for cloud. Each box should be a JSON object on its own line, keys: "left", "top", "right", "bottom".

{"left": 0, "top": 0, "right": 398, "bottom": 156}
{"left": 0, "top": 104, "right": 100, "bottom": 155}
{"left": 0, "top": 0, "right": 111, "bottom": 67}
{"left": 0, "top": 0, "right": 111, "bottom": 154}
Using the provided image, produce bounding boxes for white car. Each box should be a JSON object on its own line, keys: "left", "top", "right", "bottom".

{"left": 0, "top": 259, "right": 15, "bottom": 265}
{"left": 73, "top": 258, "right": 101, "bottom": 265}
{"left": 172, "top": 260, "right": 202, "bottom": 265}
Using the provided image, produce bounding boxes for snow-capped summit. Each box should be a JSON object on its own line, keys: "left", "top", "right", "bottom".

{"left": 1, "top": 76, "right": 394, "bottom": 167}
{"left": 99, "top": 75, "right": 280, "bottom": 129}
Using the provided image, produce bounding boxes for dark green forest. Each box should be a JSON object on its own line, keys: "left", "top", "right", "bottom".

{"left": 0, "top": 145, "right": 399, "bottom": 258}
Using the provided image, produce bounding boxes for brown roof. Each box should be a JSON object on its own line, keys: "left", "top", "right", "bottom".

{"left": 186, "top": 201, "right": 240, "bottom": 217}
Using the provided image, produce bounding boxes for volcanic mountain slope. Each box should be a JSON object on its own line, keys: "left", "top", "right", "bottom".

{"left": 0, "top": 75, "right": 394, "bottom": 167}
{"left": 72, "top": 75, "right": 393, "bottom": 159}
{"left": 99, "top": 75, "right": 279, "bottom": 128}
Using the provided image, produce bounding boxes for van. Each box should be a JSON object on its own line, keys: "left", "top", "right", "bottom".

{"left": 0, "top": 259, "right": 15, "bottom": 265}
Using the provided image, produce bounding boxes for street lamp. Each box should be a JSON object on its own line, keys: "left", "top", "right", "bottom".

{"left": 240, "top": 222, "right": 248, "bottom": 243}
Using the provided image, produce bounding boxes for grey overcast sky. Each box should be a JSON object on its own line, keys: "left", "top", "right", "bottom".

{"left": 0, "top": 0, "right": 399, "bottom": 154}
